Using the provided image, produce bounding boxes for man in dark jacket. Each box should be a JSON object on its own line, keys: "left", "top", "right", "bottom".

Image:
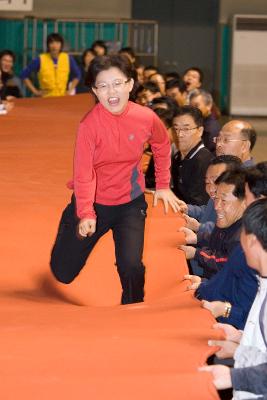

{"left": 179, "top": 169, "right": 246, "bottom": 278}
{"left": 171, "top": 105, "right": 213, "bottom": 205}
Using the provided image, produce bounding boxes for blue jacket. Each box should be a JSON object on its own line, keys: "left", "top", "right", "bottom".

{"left": 195, "top": 244, "right": 258, "bottom": 329}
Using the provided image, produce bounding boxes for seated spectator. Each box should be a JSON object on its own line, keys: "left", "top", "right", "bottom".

{"left": 91, "top": 40, "right": 107, "bottom": 56}
{"left": 179, "top": 169, "right": 246, "bottom": 279}
{"left": 76, "top": 48, "right": 96, "bottom": 94}
{"left": 20, "top": 33, "right": 81, "bottom": 97}
{"left": 143, "top": 65, "right": 158, "bottom": 82}
{"left": 186, "top": 163, "right": 267, "bottom": 329}
{"left": 0, "top": 49, "right": 23, "bottom": 99}
{"left": 165, "top": 78, "right": 187, "bottom": 107}
{"left": 215, "top": 120, "right": 257, "bottom": 167}
{"left": 189, "top": 89, "right": 220, "bottom": 152}
{"left": 149, "top": 72, "right": 166, "bottom": 95}
{"left": 171, "top": 106, "right": 213, "bottom": 205}
{"left": 183, "top": 155, "right": 242, "bottom": 247}
{"left": 183, "top": 66, "right": 203, "bottom": 94}
{"left": 199, "top": 198, "right": 267, "bottom": 399}
{"left": 135, "top": 82, "right": 161, "bottom": 106}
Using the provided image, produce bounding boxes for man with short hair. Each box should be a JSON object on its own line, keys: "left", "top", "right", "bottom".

{"left": 171, "top": 105, "right": 213, "bottom": 205}
{"left": 165, "top": 78, "right": 187, "bottom": 107}
{"left": 215, "top": 120, "right": 256, "bottom": 167}
{"left": 135, "top": 82, "right": 161, "bottom": 106}
{"left": 183, "top": 66, "right": 203, "bottom": 93}
{"left": 189, "top": 89, "right": 220, "bottom": 152}
{"left": 143, "top": 65, "right": 158, "bottom": 82}
{"left": 180, "top": 169, "right": 247, "bottom": 279}
{"left": 21, "top": 33, "right": 81, "bottom": 97}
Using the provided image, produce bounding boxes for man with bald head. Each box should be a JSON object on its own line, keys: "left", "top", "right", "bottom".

{"left": 215, "top": 120, "right": 257, "bottom": 166}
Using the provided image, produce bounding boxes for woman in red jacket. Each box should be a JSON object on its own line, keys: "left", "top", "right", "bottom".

{"left": 50, "top": 54, "right": 179, "bottom": 304}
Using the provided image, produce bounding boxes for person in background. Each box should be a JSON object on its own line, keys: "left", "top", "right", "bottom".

{"left": 91, "top": 40, "right": 107, "bottom": 56}
{"left": 183, "top": 66, "right": 203, "bottom": 95}
{"left": 150, "top": 96, "right": 179, "bottom": 115}
{"left": 171, "top": 105, "right": 213, "bottom": 205}
{"left": 165, "top": 78, "right": 187, "bottom": 107}
{"left": 189, "top": 89, "right": 220, "bottom": 152}
{"left": 0, "top": 49, "right": 23, "bottom": 100}
{"left": 119, "top": 47, "right": 136, "bottom": 66}
{"left": 165, "top": 71, "right": 180, "bottom": 82}
{"left": 135, "top": 82, "right": 161, "bottom": 106}
{"left": 135, "top": 63, "right": 145, "bottom": 84}
{"left": 76, "top": 48, "right": 96, "bottom": 94}
{"left": 143, "top": 65, "right": 158, "bottom": 82}
{"left": 21, "top": 33, "right": 81, "bottom": 97}
{"left": 215, "top": 120, "right": 257, "bottom": 167}
{"left": 149, "top": 72, "right": 166, "bottom": 95}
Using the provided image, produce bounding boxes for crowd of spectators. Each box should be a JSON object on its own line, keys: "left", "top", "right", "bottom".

{"left": 2, "top": 34, "right": 267, "bottom": 400}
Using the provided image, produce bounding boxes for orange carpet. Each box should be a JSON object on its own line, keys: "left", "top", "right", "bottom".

{"left": 0, "top": 95, "right": 220, "bottom": 399}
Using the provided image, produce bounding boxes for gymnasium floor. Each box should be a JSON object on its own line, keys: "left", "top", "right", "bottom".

{"left": 0, "top": 95, "right": 220, "bottom": 400}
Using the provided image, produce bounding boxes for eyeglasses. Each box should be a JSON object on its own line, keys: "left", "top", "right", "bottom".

{"left": 173, "top": 126, "right": 199, "bottom": 135}
{"left": 213, "top": 136, "right": 248, "bottom": 145}
{"left": 94, "top": 78, "right": 131, "bottom": 93}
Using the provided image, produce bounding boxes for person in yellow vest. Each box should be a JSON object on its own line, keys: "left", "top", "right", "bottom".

{"left": 20, "top": 33, "right": 81, "bottom": 97}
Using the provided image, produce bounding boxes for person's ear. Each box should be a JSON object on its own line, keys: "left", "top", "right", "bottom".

{"left": 91, "top": 87, "right": 97, "bottom": 97}
{"left": 198, "top": 126, "right": 204, "bottom": 139}
{"left": 128, "top": 78, "right": 134, "bottom": 92}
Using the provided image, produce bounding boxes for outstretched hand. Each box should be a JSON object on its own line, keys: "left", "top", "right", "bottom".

{"left": 153, "top": 189, "right": 181, "bottom": 213}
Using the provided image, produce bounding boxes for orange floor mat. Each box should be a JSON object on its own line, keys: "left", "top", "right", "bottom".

{"left": 0, "top": 95, "right": 220, "bottom": 399}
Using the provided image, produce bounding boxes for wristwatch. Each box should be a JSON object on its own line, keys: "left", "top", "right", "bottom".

{"left": 223, "top": 302, "right": 232, "bottom": 318}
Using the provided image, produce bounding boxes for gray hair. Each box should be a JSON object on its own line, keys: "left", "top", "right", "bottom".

{"left": 189, "top": 89, "right": 213, "bottom": 106}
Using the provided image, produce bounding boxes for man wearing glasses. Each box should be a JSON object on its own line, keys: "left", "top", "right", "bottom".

{"left": 215, "top": 120, "right": 256, "bottom": 167}
{"left": 171, "top": 105, "right": 213, "bottom": 205}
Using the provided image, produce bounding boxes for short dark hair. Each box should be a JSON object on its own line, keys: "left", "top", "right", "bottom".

{"left": 0, "top": 49, "right": 15, "bottom": 62}
{"left": 91, "top": 40, "right": 107, "bottom": 55}
{"left": 189, "top": 89, "right": 213, "bottom": 106}
{"left": 165, "top": 71, "right": 180, "bottom": 81}
{"left": 153, "top": 107, "right": 174, "bottom": 129}
{"left": 119, "top": 47, "right": 136, "bottom": 59}
{"left": 151, "top": 96, "right": 179, "bottom": 117}
{"left": 245, "top": 162, "right": 267, "bottom": 199}
{"left": 166, "top": 78, "right": 187, "bottom": 93}
{"left": 173, "top": 105, "right": 204, "bottom": 128}
{"left": 183, "top": 67, "right": 204, "bottom": 83}
{"left": 240, "top": 127, "right": 257, "bottom": 150}
{"left": 242, "top": 198, "right": 267, "bottom": 251}
{"left": 209, "top": 155, "right": 242, "bottom": 169}
{"left": 141, "top": 82, "right": 161, "bottom": 94}
{"left": 215, "top": 169, "right": 246, "bottom": 200}
{"left": 46, "top": 33, "right": 64, "bottom": 50}
{"left": 86, "top": 54, "right": 135, "bottom": 88}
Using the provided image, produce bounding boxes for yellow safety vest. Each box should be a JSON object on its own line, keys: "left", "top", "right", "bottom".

{"left": 38, "top": 52, "right": 70, "bottom": 97}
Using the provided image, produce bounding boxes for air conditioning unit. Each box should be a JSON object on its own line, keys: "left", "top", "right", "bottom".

{"left": 229, "top": 14, "right": 267, "bottom": 116}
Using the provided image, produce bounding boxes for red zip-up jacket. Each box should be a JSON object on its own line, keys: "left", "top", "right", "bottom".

{"left": 73, "top": 101, "right": 170, "bottom": 219}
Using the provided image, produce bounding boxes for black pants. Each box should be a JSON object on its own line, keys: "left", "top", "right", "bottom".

{"left": 50, "top": 194, "right": 147, "bottom": 304}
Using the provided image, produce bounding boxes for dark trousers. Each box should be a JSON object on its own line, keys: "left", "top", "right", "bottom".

{"left": 50, "top": 194, "right": 147, "bottom": 304}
